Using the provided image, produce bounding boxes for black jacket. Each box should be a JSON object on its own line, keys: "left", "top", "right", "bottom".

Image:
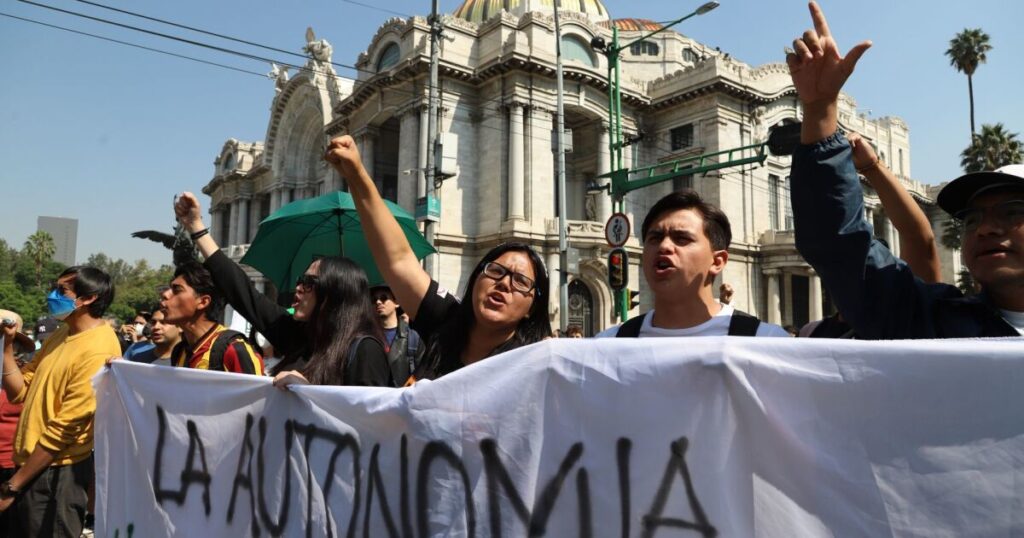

{"left": 791, "top": 133, "right": 1020, "bottom": 339}
{"left": 204, "top": 250, "right": 393, "bottom": 386}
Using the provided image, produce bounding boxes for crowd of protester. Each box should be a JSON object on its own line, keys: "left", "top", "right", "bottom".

{"left": 1, "top": 2, "right": 1022, "bottom": 535}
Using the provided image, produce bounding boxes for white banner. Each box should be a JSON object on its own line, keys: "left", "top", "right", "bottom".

{"left": 94, "top": 337, "right": 1024, "bottom": 537}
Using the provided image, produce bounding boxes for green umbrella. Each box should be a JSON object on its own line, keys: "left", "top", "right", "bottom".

{"left": 240, "top": 191, "right": 435, "bottom": 292}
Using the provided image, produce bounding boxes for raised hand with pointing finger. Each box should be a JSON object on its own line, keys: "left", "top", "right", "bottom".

{"left": 785, "top": 1, "right": 871, "bottom": 144}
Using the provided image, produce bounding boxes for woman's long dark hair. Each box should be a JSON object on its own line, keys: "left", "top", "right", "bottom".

{"left": 297, "top": 256, "right": 384, "bottom": 385}
{"left": 416, "top": 242, "right": 550, "bottom": 380}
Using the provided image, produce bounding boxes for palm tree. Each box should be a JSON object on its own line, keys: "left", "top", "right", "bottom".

{"left": 23, "top": 231, "right": 56, "bottom": 289}
{"left": 960, "top": 123, "right": 1023, "bottom": 173}
{"left": 946, "top": 28, "right": 991, "bottom": 138}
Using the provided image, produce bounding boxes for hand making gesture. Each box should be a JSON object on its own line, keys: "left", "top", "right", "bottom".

{"left": 785, "top": 2, "right": 872, "bottom": 143}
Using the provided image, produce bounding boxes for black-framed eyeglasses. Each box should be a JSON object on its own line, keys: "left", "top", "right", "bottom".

{"left": 955, "top": 200, "right": 1024, "bottom": 233}
{"left": 481, "top": 261, "right": 535, "bottom": 293}
{"left": 372, "top": 292, "right": 394, "bottom": 303}
{"left": 295, "top": 274, "right": 319, "bottom": 290}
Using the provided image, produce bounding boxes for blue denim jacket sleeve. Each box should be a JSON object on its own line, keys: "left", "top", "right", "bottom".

{"left": 790, "top": 132, "right": 942, "bottom": 339}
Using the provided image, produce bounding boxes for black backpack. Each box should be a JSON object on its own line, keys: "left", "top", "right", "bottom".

{"left": 614, "top": 310, "right": 761, "bottom": 337}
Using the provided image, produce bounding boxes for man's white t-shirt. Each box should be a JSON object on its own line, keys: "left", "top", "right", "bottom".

{"left": 999, "top": 309, "right": 1024, "bottom": 336}
{"left": 595, "top": 304, "right": 790, "bottom": 338}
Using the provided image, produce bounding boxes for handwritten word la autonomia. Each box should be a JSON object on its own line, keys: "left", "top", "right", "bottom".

{"left": 150, "top": 406, "right": 717, "bottom": 538}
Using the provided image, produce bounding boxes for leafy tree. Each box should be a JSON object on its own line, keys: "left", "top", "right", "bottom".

{"left": 23, "top": 231, "right": 56, "bottom": 290}
{"left": 960, "top": 123, "right": 1024, "bottom": 173}
{"left": 0, "top": 281, "right": 39, "bottom": 320}
{"left": 946, "top": 28, "right": 992, "bottom": 137}
{"left": 0, "top": 240, "right": 175, "bottom": 323}
{"left": 86, "top": 253, "right": 134, "bottom": 284}
{"left": 956, "top": 268, "right": 977, "bottom": 296}
{"left": 0, "top": 239, "right": 18, "bottom": 280}
{"left": 97, "top": 258, "right": 175, "bottom": 322}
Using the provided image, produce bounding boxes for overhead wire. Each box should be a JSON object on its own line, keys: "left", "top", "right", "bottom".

{"left": 9, "top": 0, "right": 796, "bottom": 200}
{"left": 339, "top": 0, "right": 414, "bottom": 19}
{"left": 6, "top": 1, "right": 598, "bottom": 148}
{"left": 0, "top": 11, "right": 269, "bottom": 78}
{"left": 19, "top": 0, "right": 520, "bottom": 125}
{"left": 71, "top": 0, "right": 388, "bottom": 78}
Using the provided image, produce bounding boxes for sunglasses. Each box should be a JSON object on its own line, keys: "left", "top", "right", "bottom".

{"left": 372, "top": 293, "right": 394, "bottom": 303}
{"left": 481, "top": 261, "right": 536, "bottom": 294}
{"left": 295, "top": 274, "right": 319, "bottom": 290}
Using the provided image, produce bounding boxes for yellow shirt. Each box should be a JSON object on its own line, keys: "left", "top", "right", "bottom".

{"left": 13, "top": 322, "right": 120, "bottom": 466}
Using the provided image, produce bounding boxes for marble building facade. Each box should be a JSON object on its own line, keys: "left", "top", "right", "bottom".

{"left": 202, "top": 0, "right": 957, "bottom": 334}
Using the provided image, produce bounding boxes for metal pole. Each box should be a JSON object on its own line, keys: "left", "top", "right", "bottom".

{"left": 424, "top": 0, "right": 441, "bottom": 279}
{"left": 554, "top": 1, "right": 568, "bottom": 335}
{"left": 608, "top": 27, "right": 629, "bottom": 322}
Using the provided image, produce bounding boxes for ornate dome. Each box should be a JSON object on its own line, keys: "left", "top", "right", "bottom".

{"left": 598, "top": 18, "right": 664, "bottom": 32}
{"left": 453, "top": 0, "right": 610, "bottom": 24}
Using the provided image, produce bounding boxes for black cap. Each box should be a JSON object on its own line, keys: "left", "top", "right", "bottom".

{"left": 34, "top": 317, "right": 60, "bottom": 342}
{"left": 937, "top": 164, "right": 1024, "bottom": 217}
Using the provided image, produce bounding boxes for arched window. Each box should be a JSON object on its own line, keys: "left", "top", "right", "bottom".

{"left": 629, "top": 41, "right": 659, "bottom": 56}
{"left": 222, "top": 153, "right": 235, "bottom": 172}
{"left": 681, "top": 47, "right": 699, "bottom": 62}
{"left": 376, "top": 43, "right": 400, "bottom": 72}
{"left": 561, "top": 35, "right": 596, "bottom": 67}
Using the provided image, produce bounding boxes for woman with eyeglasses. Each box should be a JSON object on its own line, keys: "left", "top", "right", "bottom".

{"left": 171, "top": 192, "right": 393, "bottom": 388}
{"left": 324, "top": 136, "right": 551, "bottom": 383}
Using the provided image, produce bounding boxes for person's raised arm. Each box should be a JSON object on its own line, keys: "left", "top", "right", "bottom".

{"left": 786, "top": 1, "right": 871, "bottom": 144}
{"left": 174, "top": 192, "right": 297, "bottom": 347}
{"left": 786, "top": 2, "right": 935, "bottom": 339}
{"left": 174, "top": 192, "right": 220, "bottom": 260}
{"left": 847, "top": 132, "right": 941, "bottom": 283}
{"left": 324, "top": 135, "right": 431, "bottom": 320}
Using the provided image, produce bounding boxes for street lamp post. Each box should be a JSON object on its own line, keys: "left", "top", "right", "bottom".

{"left": 592, "top": 1, "right": 720, "bottom": 322}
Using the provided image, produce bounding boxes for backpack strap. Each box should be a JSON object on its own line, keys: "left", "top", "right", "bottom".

{"left": 170, "top": 341, "right": 187, "bottom": 367}
{"left": 727, "top": 309, "right": 761, "bottom": 337}
{"left": 614, "top": 313, "right": 647, "bottom": 338}
{"left": 208, "top": 330, "right": 245, "bottom": 372}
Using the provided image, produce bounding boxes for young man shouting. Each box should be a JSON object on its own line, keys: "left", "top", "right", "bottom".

{"left": 599, "top": 190, "right": 788, "bottom": 338}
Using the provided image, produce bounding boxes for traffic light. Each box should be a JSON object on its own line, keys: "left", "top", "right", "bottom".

{"left": 629, "top": 290, "right": 640, "bottom": 311}
{"left": 608, "top": 247, "right": 628, "bottom": 290}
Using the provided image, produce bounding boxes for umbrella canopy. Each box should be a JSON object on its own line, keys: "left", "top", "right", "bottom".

{"left": 240, "top": 191, "right": 435, "bottom": 292}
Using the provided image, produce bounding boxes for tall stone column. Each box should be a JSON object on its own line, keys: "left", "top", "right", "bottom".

{"left": 210, "top": 207, "right": 221, "bottom": 246}
{"left": 270, "top": 189, "right": 281, "bottom": 213}
{"left": 227, "top": 200, "right": 239, "bottom": 247}
{"left": 398, "top": 106, "right": 421, "bottom": 210}
{"left": 359, "top": 130, "right": 376, "bottom": 181}
{"left": 507, "top": 103, "right": 525, "bottom": 221}
{"left": 281, "top": 187, "right": 292, "bottom": 206}
{"left": 597, "top": 124, "right": 612, "bottom": 223}
{"left": 237, "top": 197, "right": 250, "bottom": 245}
{"left": 765, "top": 269, "right": 782, "bottom": 326}
{"left": 808, "top": 270, "right": 823, "bottom": 322}
{"left": 418, "top": 105, "right": 429, "bottom": 199}
{"left": 249, "top": 196, "right": 262, "bottom": 240}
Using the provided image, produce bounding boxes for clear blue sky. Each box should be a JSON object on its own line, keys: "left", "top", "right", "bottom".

{"left": 2, "top": 0, "right": 1021, "bottom": 267}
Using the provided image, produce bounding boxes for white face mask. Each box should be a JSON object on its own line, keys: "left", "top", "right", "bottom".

{"left": 134, "top": 323, "right": 146, "bottom": 334}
